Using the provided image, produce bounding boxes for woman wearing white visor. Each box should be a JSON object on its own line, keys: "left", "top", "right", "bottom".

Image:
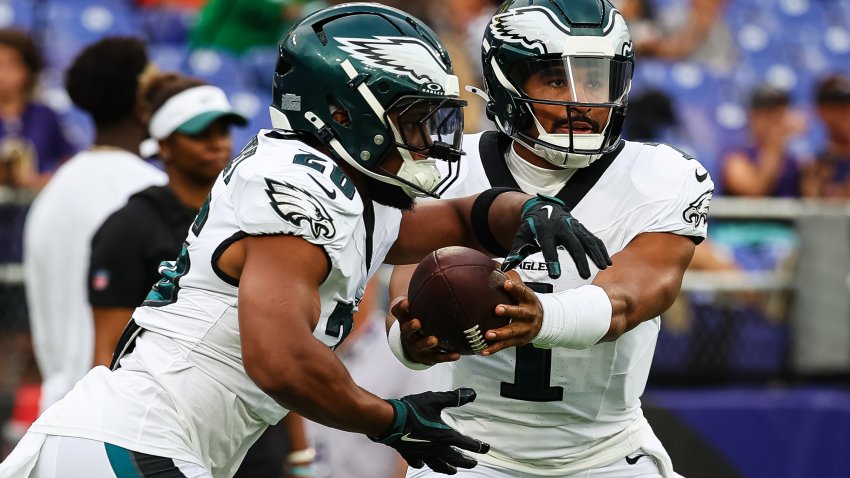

{"left": 89, "top": 72, "right": 248, "bottom": 370}
{"left": 139, "top": 72, "right": 248, "bottom": 192}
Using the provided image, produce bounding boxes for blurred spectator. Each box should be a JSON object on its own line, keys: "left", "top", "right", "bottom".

{"left": 614, "top": 0, "right": 662, "bottom": 52}
{"left": 721, "top": 85, "right": 806, "bottom": 198}
{"left": 0, "top": 29, "right": 77, "bottom": 446}
{"left": 23, "top": 37, "right": 167, "bottom": 414}
{"left": 0, "top": 28, "right": 76, "bottom": 189}
{"left": 305, "top": 271, "right": 431, "bottom": 478}
{"left": 801, "top": 73, "right": 850, "bottom": 199}
{"left": 425, "top": 0, "right": 499, "bottom": 132}
{"left": 689, "top": 239, "right": 739, "bottom": 272}
{"left": 616, "top": 0, "right": 736, "bottom": 73}
{"left": 623, "top": 88, "right": 682, "bottom": 144}
{"left": 190, "top": 0, "right": 328, "bottom": 56}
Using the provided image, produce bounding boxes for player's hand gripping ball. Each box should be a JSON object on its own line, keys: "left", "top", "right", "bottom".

{"left": 408, "top": 247, "right": 514, "bottom": 355}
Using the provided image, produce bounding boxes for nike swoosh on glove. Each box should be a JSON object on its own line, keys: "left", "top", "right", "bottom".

{"left": 371, "top": 388, "right": 490, "bottom": 475}
{"left": 501, "top": 194, "right": 611, "bottom": 279}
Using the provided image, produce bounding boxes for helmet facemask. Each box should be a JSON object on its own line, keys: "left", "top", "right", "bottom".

{"left": 506, "top": 55, "right": 632, "bottom": 168}
{"left": 482, "top": 0, "right": 635, "bottom": 169}
{"left": 382, "top": 96, "right": 465, "bottom": 197}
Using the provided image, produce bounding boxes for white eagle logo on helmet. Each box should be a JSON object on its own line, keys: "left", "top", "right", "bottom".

{"left": 265, "top": 178, "right": 336, "bottom": 240}
{"left": 489, "top": 6, "right": 571, "bottom": 55}
{"left": 337, "top": 36, "right": 451, "bottom": 89}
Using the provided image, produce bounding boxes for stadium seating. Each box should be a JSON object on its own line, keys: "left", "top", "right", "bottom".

{"left": 180, "top": 48, "right": 250, "bottom": 90}
{"left": 0, "top": 0, "right": 35, "bottom": 30}
{"left": 228, "top": 88, "right": 273, "bottom": 151}
{"left": 137, "top": 6, "right": 193, "bottom": 45}
{"left": 239, "top": 46, "right": 279, "bottom": 91}
{"left": 41, "top": 0, "right": 140, "bottom": 71}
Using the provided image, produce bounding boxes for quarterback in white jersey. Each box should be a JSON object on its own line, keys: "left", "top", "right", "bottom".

{"left": 389, "top": 1, "right": 711, "bottom": 477}
{"left": 1, "top": 5, "right": 611, "bottom": 478}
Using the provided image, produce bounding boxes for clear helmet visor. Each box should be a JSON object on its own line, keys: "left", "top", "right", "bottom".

{"left": 381, "top": 96, "right": 467, "bottom": 197}
{"left": 506, "top": 57, "right": 631, "bottom": 162}
{"left": 384, "top": 96, "right": 466, "bottom": 162}
{"left": 509, "top": 56, "right": 632, "bottom": 105}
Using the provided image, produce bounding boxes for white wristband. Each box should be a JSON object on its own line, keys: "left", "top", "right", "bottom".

{"left": 532, "top": 285, "right": 612, "bottom": 350}
{"left": 387, "top": 320, "right": 432, "bottom": 370}
{"left": 286, "top": 447, "right": 316, "bottom": 464}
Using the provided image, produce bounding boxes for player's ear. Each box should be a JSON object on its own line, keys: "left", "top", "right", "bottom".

{"left": 331, "top": 107, "right": 351, "bottom": 127}
{"left": 328, "top": 96, "right": 351, "bottom": 127}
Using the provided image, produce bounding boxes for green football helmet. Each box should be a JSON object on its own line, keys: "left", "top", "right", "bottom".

{"left": 271, "top": 3, "right": 467, "bottom": 198}
{"left": 482, "top": 0, "right": 634, "bottom": 168}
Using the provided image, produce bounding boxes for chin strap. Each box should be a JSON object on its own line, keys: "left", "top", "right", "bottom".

{"left": 513, "top": 134, "right": 596, "bottom": 169}
{"left": 396, "top": 158, "right": 440, "bottom": 198}
{"left": 515, "top": 106, "right": 602, "bottom": 169}
{"left": 386, "top": 118, "right": 442, "bottom": 198}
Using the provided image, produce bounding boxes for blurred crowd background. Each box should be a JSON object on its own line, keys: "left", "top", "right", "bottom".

{"left": 0, "top": 0, "right": 849, "bottom": 477}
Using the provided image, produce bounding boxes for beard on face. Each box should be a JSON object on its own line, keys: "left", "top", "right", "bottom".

{"left": 552, "top": 110, "right": 601, "bottom": 134}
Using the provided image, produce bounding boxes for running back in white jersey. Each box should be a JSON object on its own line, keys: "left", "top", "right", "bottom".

{"left": 433, "top": 132, "right": 713, "bottom": 470}
{"left": 29, "top": 130, "right": 402, "bottom": 477}
{"left": 134, "top": 128, "right": 401, "bottom": 417}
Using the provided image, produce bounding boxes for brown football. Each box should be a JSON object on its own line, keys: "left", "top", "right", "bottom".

{"left": 407, "top": 246, "right": 514, "bottom": 355}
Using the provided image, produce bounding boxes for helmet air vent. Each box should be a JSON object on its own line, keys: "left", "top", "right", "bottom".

{"left": 326, "top": 94, "right": 351, "bottom": 127}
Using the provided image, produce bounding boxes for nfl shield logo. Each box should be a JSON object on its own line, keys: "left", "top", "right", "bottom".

{"left": 92, "top": 269, "right": 110, "bottom": 291}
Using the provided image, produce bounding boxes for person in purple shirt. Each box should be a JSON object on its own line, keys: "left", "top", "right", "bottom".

{"left": 0, "top": 28, "right": 77, "bottom": 189}
{"left": 721, "top": 84, "right": 806, "bottom": 198}
{"left": 801, "top": 73, "right": 850, "bottom": 198}
{"left": 0, "top": 29, "right": 77, "bottom": 409}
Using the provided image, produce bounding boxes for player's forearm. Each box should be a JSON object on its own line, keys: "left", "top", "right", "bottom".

{"left": 247, "top": 338, "right": 394, "bottom": 437}
{"left": 592, "top": 234, "right": 693, "bottom": 340}
{"left": 594, "top": 276, "right": 680, "bottom": 340}
{"left": 483, "top": 191, "right": 530, "bottom": 251}
{"left": 437, "top": 189, "right": 530, "bottom": 254}
{"left": 389, "top": 190, "right": 532, "bottom": 264}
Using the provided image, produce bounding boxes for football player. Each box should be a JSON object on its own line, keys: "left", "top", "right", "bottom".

{"left": 388, "top": 1, "right": 714, "bottom": 477}
{"left": 0, "top": 4, "right": 610, "bottom": 478}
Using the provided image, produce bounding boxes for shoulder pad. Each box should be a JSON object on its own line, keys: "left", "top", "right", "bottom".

{"left": 627, "top": 142, "right": 712, "bottom": 199}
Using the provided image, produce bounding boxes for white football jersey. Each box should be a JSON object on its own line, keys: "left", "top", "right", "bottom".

{"left": 434, "top": 132, "right": 713, "bottom": 470}
{"left": 29, "top": 131, "right": 401, "bottom": 477}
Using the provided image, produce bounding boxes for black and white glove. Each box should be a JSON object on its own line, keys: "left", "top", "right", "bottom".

{"left": 501, "top": 194, "right": 611, "bottom": 279}
{"left": 371, "top": 388, "right": 490, "bottom": 475}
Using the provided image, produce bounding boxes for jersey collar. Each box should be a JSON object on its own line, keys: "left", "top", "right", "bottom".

{"left": 478, "top": 131, "right": 624, "bottom": 209}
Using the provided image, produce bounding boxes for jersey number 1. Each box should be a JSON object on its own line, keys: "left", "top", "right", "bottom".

{"left": 499, "top": 282, "right": 564, "bottom": 402}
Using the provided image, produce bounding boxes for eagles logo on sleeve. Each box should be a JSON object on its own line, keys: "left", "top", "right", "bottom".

{"left": 682, "top": 190, "right": 713, "bottom": 228}
{"left": 265, "top": 178, "right": 336, "bottom": 240}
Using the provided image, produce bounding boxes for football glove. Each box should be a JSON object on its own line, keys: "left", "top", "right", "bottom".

{"left": 501, "top": 194, "right": 611, "bottom": 279}
{"left": 371, "top": 388, "right": 490, "bottom": 475}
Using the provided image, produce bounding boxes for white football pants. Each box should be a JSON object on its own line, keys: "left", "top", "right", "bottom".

{"left": 406, "top": 450, "right": 663, "bottom": 478}
{"left": 27, "top": 435, "right": 212, "bottom": 478}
